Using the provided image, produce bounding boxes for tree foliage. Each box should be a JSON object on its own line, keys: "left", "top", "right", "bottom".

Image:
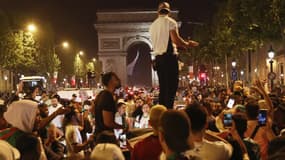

{"left": 0, "top": 9, "right": 61, "bottom": 76}
{"left": 191, "top": 0, "right": 285, "bottom": 65}
{"left": 74, "top": 54, "right": 85, "bottom": 77}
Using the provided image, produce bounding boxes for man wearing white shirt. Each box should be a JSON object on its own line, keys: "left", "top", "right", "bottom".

{"left": 184, "top": 103, "right": 233, "bottom": 160}
{"left": 149, "top": 2, "right": 198, "bottom": 109}
{"left": 48, "top": 95, "right": 64, "bottom": 129}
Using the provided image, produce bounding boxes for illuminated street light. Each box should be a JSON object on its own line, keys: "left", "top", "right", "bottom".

{"left": 27, "top": 23, "right": 37, "bottom": 33}
{"left": 62, "top": 41, "right": 69, "bottom": 48}
{"left": 231, "top": 60, "right": 237, "bottom": 68}
{"left": 4, "top": 75, "right": 8, "bottom": 81}
{"left": 268, "top": 45, "right": 275, "bottom": 91}
{"left": 92, "top": 58, "right": 96, "bottom": 62}
{"left": 240, "top": 70, "right": 244, "bottom": 76}
{"left": 79, "top": 51, "right": 84, "bottom": 56}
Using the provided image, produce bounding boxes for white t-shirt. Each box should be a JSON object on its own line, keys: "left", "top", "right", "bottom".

{"left": 186, "top": 139, "right": 232, "bottom": 160}
{"left": 48, "top": 104, "right": 64, "bottom": 128}
{"left": 149, "top": 15, "right": 178, "bottom": 56}
{"left": 134, "top": 114, "right": 149, "bottom": 128}
{"left": 65, "top": 125, "right": 85, "bottom": 159}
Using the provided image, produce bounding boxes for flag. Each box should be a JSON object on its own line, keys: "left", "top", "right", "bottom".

{"left": 127, "top": 50, "right": 140, "bottom": 76}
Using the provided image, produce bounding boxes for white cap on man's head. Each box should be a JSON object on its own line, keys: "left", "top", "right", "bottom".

{"left": 90, "top": 143, "right": 125, "bottom": 160}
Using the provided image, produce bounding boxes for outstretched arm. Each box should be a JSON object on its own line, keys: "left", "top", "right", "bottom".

{"left": 170, "top": 29, "right": 199, "bottom": 49}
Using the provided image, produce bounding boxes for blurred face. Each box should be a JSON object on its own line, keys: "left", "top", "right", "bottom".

{"left": 39, "top": 105, "right": 49, "bottom": 118}
{"left": 51, "top": 98, "right": 58, "bottom": 107}
{"left": 136, "top": 99, "right": 144, "bottom": 107}
{"left": 32, "top": 88, "right": 40, "bottom": 98}
{"left": 142, "top": 104, "right": 150, "bottom": 114}
{"left": 118, "top": 104, "right": 126, "bottom": 115}
{"left": 110, "top": 75, "right": 121, "bottom": 89}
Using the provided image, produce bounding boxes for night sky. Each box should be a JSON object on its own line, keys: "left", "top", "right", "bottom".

{"left": 0, "top": 0, "right": 218, "bottom": 59}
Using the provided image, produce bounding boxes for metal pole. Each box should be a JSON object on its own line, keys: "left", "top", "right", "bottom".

{"left": 270, "top": 60, "right": 274, "bottom": 90}
{"left": 225, "top": 54, "right": 229, "bottom": 89}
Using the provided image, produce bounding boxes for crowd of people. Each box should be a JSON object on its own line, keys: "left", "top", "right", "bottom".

{"left": 0, "top": 71, "right": 284, "bottom": 160}
{"left": 1, "top": 1, "right": 285, "bottom": 160}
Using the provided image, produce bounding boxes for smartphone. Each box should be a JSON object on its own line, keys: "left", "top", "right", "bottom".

{"left": 223, "top": 113, "right": 233, "bottom": 128}
{"left": 227, "top": 98, "right": 235, "bottom": 109}
{"left": 258, "top": 109, "right": 267, "bottom": 126}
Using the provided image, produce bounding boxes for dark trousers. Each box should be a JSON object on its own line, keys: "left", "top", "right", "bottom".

{"left": 155, "top": 53, "right": 178, "bottom": 109}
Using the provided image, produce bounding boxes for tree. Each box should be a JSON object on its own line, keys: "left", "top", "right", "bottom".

{"left": 0, "top": 10, "right": 61, "bottom": 77}
{"left": 86, "top": 62, "right": 94, "bottom": 72}
{"left": 0, "top": 30, "right": 40, "bottom": 74}
{"left": 74, "top": 54, "right": 85, "bottom": 77}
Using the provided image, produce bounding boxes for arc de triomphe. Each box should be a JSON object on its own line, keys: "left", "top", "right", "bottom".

{"left": 94, "top": 10, "right": 178, "bottom": 86}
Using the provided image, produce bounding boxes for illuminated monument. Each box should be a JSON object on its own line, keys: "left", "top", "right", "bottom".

{"left": 95, "top": 10, "right": 178, "bottom": 86}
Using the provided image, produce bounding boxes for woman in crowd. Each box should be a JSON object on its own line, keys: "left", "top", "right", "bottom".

{"left": 134, "top": 103, "right": 151, "bottom": 128}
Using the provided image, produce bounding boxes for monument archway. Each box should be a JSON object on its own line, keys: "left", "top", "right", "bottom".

{"left": 127, "top": 42, "right": 152, "bottom": 87}
{"left": 95, "top": 10, "right": 178, "bottom": 86}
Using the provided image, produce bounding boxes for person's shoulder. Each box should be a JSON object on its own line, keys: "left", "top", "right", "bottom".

{"left": 166, "top": 16, "right": 177, "bottom": 24}
{"left": 134, "top": 134, "right": 159, "bottom": 148}
{"left": 203, "top": 139, "right": 232, "bottom": 151}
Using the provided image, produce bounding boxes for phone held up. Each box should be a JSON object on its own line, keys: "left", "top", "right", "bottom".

{"left": 258, "top": 109, "right": 267, "bottom": 126}
{"left": 223, "top": 113, "right": 233, "bottom": 128}
{"left": 227, "top": 98, "right": 235, "bottom": 109}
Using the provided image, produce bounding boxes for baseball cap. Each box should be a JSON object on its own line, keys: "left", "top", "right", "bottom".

{"left": 90, "top": 143, "right": 125, "bottom": 160}
{"left": 158, "top": 2, "right": 170, "bottom": 12}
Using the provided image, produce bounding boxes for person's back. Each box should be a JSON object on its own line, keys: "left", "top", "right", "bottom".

{"left": 243, "top": 137, "right": 261, "bottom": 160}
{"left": 187, "top": 138, "right": 232, "bottom": 160}
{"left": 132, "top": 133, "right": 161, "bottom": 160}
{"left": 244, "top": 102, "right": 268, "bottom": 160}
{"left": 184, "top": 103, "right": 232, "bottom": 160}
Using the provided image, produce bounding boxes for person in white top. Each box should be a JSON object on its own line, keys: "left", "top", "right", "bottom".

{"left": 184, "top": 103, "right": 233, "bottom": 160}
{"left": 64, "top": 107, "right": 93, "bottom": 159}
{"left": 149, "top": 2, "right": 199, "bottom": 109}
{"left": 48, "top": 96, "right": 64, "bottom": 129}
{"left": 134, "top": 103, "right": 150, "bottom": 128}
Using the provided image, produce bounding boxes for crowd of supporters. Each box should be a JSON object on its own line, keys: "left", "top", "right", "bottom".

{"left": 0, "top": 72, "right": 285, "bottom": 160}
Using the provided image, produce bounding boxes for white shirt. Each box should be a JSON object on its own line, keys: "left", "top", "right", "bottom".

{"left": 134, "top": 114, "right": 150, "bottom": 128}
{"left": 48, "top": 104, "right": 64, "bottom": 128}
{"left": 186, "top": 139, "right": 232, "bottom": 160}
{"left": 65, "top": 125, "right": 85, "bottom": 159}
{"left": 149, "top": 15, "right": 178, "bottom": 56}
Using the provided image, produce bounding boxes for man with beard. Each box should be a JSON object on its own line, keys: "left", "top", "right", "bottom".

{"left": 94, "top": 72, "right": 126, "bottom": 136}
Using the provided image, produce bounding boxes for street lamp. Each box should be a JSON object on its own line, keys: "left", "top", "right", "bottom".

{"left": 62, "top": 41, "right": 69, "bottom": 49}
{"left": 231, "top": 59, "right": 237, "bottom": 82}
{"left": 92, "top": 58, "right": 96, "bottom": 62}
{"left": 79, "top": 51, "right": 84, "bottom": 56}
{"left": 27, "top": 23, "right": 37, "bottom": 33}
{"left": 268, "top": 45, "right": 275, "bottom": 91}
{"left": 231, "top": 60, "right": 237, "bottom": 68}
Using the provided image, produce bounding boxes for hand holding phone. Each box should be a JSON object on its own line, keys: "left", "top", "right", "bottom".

{"left": 223, "top": 113, "right": 233, "bottom": 128}
{"left": 227, "top": 99, "right": 235, "bottom": 109}
{"left": 258, "top": 109, "right": 267, "bottom": 126}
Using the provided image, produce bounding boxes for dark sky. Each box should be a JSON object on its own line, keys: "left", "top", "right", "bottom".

{"left": 0, "top": 0, "right": 218, "bottom": 59}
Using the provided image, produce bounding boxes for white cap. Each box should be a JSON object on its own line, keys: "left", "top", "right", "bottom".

{"left": 90, "top": 143, "right": 125, "bottom": 160}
